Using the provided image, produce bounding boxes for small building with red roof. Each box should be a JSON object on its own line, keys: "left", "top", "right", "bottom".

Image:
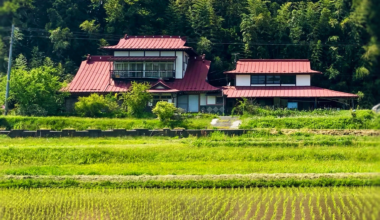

{"left": 66, "top": 35, "right": 223, "bottom": 113}
{"left": 223, "top": 59, "right": 358, "bottom": 111}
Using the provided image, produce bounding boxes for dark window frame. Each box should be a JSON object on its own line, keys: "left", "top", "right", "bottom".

{"left": 250, "top": 75, "right": 266, "bottom": 85}
{"left": 280, "top": 75, "right": 296, "bottom": 85}
{"left": 266, "top": 75, "right": 281, "bottom": 84}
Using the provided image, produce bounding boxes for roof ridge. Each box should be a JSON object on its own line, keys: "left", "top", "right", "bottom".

{"left": 238, "top": 59, "right": 310, "bottom": 62}
{"left": 124, "top": 35, "right": 186, "bottom": 41}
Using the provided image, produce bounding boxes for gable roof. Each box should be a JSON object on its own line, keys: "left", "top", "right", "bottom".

{"left": 223, "top": 86, "right": 358, "bottom": 98}
{"left": 224, "top": 59, "right": 322, "bottom": 74}
{"left": 67, "top": 56, "right": 219, "bottom": 94}
{"left": 102, "top": 35, "right": 191, "bottom": 50}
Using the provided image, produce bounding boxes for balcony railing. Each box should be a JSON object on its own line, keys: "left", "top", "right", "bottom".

{"left": 111, "top": 70, "right": 175, "bottom": 79}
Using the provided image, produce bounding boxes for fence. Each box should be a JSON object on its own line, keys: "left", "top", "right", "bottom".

{"left": 0, "top": 129, "right": 249, "bottom": 138}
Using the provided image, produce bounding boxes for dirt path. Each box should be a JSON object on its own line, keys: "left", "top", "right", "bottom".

{"left": 3, "top": 173, "right": 379, "bottom": 182}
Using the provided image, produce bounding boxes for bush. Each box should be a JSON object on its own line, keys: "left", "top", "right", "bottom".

{"left": 152, "top": 101, "right": 178, "bottom": 122}
{"left": 231, "top": 98, "right": 258, "bottom": 115}
{"left": 75, "top": 93, "right": 123, "bottom": 117}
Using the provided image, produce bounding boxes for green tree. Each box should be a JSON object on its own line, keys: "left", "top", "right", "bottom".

{"left": 121, "top": 81, "right": 152, "bottom": 117}
{"left": 1, "top": 65, "right": 68, "bottom": 116}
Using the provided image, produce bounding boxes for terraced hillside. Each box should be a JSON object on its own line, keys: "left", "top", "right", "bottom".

{"left": 0, "top": 128, "right": 379, "bottom": 219}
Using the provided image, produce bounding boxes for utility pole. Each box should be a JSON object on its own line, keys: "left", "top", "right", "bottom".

{"left": 4, "top": 24, "right": 15, "bottom": 116}
{"left": 232, "top": 53, "right": 239, "bottom": 63}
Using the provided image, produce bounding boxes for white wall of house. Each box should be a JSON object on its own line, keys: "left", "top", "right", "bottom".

{"left": 296, "top": 75, "right": 311, "bottom": 86}
{"left": 200, "top": 94, "right": 207, "bottom": 105}
{"left": 235, "top": 74, "right": 311, "bottom": 86}
{"left": 175, "top": 51, "right": 183, "bottom": 79}
{"left": 236, "top": 75, "right": 251, "bottom": 86}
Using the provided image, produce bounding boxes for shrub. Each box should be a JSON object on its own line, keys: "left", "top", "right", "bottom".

{"left": 152, "top": 101, "right": 178, "bottom": 122}
{"left": 121, "top": 82, "right": 152, "bottom": 117}
{"left": 231, "top": 98, "right": 258, "bottom": 115}
{"left": 75, "top": 93, "right": 122, "bottom": 117}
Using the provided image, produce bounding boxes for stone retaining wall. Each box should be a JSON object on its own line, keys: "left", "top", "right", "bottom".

{"left": 0, "top": 129, "right": 249, "bottom": 138}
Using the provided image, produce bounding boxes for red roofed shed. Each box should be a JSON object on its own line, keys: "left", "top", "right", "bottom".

{"left": 102, "top": 35, "right": 191, "bottom": 51}
{"left": 224, "top": 59, "right": 322, "bottom": 74}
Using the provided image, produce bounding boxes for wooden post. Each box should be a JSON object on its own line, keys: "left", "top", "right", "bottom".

{"left": 314, "top": 98, "right": 317, "bottom": 109}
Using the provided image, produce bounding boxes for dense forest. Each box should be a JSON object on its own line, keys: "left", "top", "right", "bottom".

{"left": 0, "top": 0, "right": 379, "bottom": 107}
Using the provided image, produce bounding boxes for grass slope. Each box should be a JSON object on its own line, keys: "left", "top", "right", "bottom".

{"left": 0, "top": 116, "right": 213, "bottom": 130}
{"left": 0, "top": 133, "right": 379, "bottom": 176}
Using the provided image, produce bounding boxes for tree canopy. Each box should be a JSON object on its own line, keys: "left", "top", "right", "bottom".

{"left": 0, "top": 0, "right": 379, "bottom": 107}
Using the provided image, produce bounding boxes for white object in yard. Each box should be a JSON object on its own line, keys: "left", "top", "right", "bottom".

{"left": 230, "top": 120, "right": 242, "bottom": 129}
{"left": 211, "top": 119, "right": 219, "bottom": 125}
{"left": 372, "top": 104, "right": 380, "bottom": 113}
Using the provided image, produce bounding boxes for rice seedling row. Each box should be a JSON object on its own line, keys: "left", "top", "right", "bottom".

{"left": 0, "top": 187, "right": 379, "bottom": 220}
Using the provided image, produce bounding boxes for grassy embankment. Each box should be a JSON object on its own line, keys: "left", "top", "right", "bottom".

{"left": 1, "top": 187, "right": 379, "bottom": 219}
{"left": 0, "top": 131, "right": 379, "bottom": 187}
{"left": 0, "top": 110, "right": 379, "bottom": 130}
{"left": 240, "top": 110, "right": 380, "bottom": 129}
{"left": 0, "top": 116, "right": 213, "bottom": 130}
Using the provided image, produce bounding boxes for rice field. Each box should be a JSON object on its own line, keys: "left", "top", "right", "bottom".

{"left": 0, "top": 187, "right": 379, "bottom": 220}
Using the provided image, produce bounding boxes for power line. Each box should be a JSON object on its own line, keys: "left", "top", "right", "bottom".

{"left": 0, "top": 26, "right": 366, "bottom": 47}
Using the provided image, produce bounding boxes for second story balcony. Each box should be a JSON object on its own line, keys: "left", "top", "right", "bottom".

{"left": 111, "top": 60, "right": 176, "bottom": 79}
{"left": 111, "top": 70, "right": 175, "bottom": 79}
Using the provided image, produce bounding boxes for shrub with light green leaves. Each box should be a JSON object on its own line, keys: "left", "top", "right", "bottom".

{"left": 152, "top": 101, "right": 178, "bottom": 122}
{"left": 75, "top": 93, "right": 123, "bottom": 117}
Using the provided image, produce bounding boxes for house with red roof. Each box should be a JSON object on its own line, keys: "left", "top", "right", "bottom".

{"left": 66, "top": 35, "right": 223, "bottom": 113}
{"left": 223, "top": 59, "right": 358, "bottom": 111}
{"left": 66, "top": 35, "right": 358, "bottom": 114}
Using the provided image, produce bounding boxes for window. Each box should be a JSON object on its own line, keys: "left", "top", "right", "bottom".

{"left": 216, "top": 97, "right": 223, "bottom": 105}
{"left": 251, "top": 75, "right": 266, "bottom": 84}
{"left": 114, "top": 62, "right": 128, "bottom": 70}
{"left": 152, "top": 94, "right": 173, "bottom": 106}
{"left": 266, "top": 75, "right": 280, "bottom": 84}
{"left": 129, "top": 63, "right": 143, "bottom": 71}
{"left": 207, "top": 96, "right": 216, "bottom": 105}
{"left": 281, "top": 75, "right": 296, "bottom": 84}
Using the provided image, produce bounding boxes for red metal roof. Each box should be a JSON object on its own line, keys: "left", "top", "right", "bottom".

{"left": 223, "top": 86, "right": 358, "bottom": 98}
{"left": 67, "top": 56, "right": 218, "bottom": 93}
{"left": 224, "top": 59, "right": 322, "bottom": 74}
{"left": 108, "top": 56, "right": 176, "bottom": 61}
{"left": 102, "top": 35, "right": 191, "bottom": 50}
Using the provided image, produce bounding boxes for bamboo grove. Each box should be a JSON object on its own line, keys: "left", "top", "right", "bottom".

{"left": 0, "top": 0, "right": 379, "bottom": 107}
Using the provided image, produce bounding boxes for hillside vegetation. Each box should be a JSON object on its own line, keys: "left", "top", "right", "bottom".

{"left": 1, "top": 0, "right": 379, "bottom": 107}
